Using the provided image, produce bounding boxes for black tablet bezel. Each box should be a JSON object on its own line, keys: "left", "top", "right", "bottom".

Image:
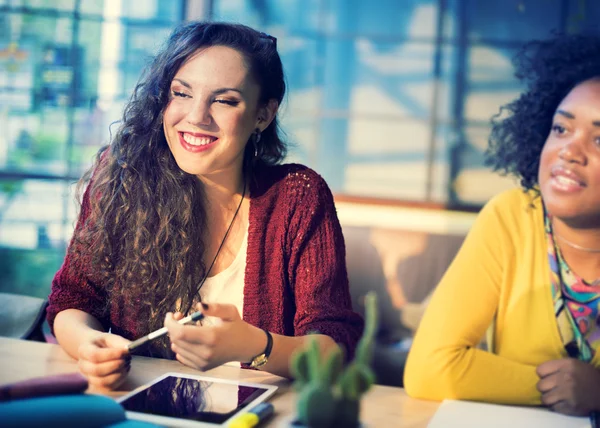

{"left": 117, "top": 372, "right": 278, "bottom": 427}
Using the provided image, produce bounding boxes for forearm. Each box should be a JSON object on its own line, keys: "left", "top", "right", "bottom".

{"left": 405, "top": 345, "right": 540, "bottom": 405}
{"left": 241, "top": 324, "right": 337, "bottom": 379}
{"left": 53, "top": 309, "right": 106, "bottom": 359}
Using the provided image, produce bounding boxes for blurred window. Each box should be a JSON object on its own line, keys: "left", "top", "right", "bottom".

{"left": 4, "top": 0, "right": 600, "bottom": 298}
{"left": 212, "top": 0, "right": 600, "bottom": 206}
{"left": 0, "top": 0, "right": 184, "bottom": 297}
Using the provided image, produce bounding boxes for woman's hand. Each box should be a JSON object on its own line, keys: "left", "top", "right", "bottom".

{"left": 165, "top": 303, "right": 266, "bottom": 371}
{"left": 76, "top": 332, "right": 131, "bottom": 390}
{"left": 536, "top": 358, "right": 600, "bottom": 416}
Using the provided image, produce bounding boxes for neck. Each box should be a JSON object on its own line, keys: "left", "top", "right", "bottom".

{"left": 552, "top": 217, "right": 600, "bottom": 253}
{"left": 198, "top": 170, "right": 245, "bottom": 209}
{"left": 552, "top": 218, "right": 600, "bottom": 280}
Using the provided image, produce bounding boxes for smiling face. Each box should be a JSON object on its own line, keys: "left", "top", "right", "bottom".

{"left": 162, "top": 45, "right": 265, "bottom": 181}
{"left": 538, "top": 78, "right": 600, "bottom": 227}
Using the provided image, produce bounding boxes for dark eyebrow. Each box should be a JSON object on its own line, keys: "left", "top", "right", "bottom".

{"left": 172, "top": 78, "right": 191, "bottom": 89}
{"left": 556, "top": 109, "right": 600, "bottom": 127}
{"left": 556, "top": 109, "right": 574, "bottom": 119}
{"left": 213, "top": 88, "right": 244, "bottom": 96}
{"left": 171, "top": 79, "right": 243, "bottom": 96}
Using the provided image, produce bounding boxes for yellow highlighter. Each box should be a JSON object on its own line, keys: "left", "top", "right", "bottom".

{"left": 228, "top": 402, "right": 274, "bottom": 428}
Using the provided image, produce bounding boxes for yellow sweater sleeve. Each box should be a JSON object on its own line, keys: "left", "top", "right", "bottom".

{"left": 404, "top": 192, "right": 541, "bottom": 405}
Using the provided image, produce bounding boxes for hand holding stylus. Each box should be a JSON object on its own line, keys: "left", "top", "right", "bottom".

{"left": 126, "top": 310, "right": 205, "bottom": 353}
{"left": 166, "top": 302, "right": 266, "bottom": 372}
{"left": 77, "top": 332, "right": 131, "bottom": 390}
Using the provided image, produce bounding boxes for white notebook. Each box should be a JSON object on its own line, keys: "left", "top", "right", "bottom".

{"left": 428, "top": 400, "right": 591, "bottom": 428}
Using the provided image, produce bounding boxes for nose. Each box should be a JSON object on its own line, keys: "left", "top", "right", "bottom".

{"left": 185, "top": 99, "right": 212, "bottom": 127}
{"left": 558, "top": 135, "right": 586, "bottom": 165}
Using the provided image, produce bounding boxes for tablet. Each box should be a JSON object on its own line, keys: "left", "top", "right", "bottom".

{"left": 117, "top": 372, "right": 278, "bottom": 427}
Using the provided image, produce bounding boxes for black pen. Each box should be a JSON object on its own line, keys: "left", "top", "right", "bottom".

{"left": 126, "top": 310, "right": 205, "bottom": 352}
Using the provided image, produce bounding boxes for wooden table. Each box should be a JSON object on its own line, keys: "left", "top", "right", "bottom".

{"left": 0, "top": 337, "right": 439, "bottom": 426}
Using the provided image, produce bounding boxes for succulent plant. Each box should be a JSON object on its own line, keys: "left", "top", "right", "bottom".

{"left": 290, "top": 291, "right": 378, "bottom": 427}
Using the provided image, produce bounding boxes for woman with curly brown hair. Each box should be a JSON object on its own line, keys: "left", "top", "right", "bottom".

{"left": 405, "top": 33, "right": 600, "bottom": 416}
{"left": 47, "top": 21, "right": 363, "bottom": 390}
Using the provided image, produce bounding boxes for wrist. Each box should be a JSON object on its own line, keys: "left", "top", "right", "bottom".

{"left": 240, "top": 324, "right": 268, "bottom": 362}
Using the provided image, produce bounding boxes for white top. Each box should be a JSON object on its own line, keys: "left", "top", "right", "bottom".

{"left": 198, "top": 226, "right": 248, "bottom": 327}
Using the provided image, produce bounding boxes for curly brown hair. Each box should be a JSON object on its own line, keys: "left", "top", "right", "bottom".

{"left": 70, "top": 22, "right": 286, "bottom": 357}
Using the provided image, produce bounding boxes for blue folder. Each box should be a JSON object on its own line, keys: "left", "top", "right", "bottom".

{"left": 0, "top": 394, "right": 163, "bottom": 428}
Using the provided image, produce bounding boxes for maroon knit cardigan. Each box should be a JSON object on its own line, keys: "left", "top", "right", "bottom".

{"left": 47, "top": 163, "right": 364, "bottom": 360}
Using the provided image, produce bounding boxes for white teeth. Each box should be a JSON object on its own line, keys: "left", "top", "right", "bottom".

{"left": 555, "top": 176, "right": 579, "bottom": 186}
{"left": 183, "top": 133, "right": 214, "bottom": 146}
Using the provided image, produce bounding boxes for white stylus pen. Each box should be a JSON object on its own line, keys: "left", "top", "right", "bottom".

{"left": 126, "top": 310, "right": 205, "bottom": 352}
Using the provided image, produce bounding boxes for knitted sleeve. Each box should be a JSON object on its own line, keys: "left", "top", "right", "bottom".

{"left": 286, "top": 169, "right": 364, "bottom": 360}
{"left": 46, "top": 183, "right": 110, "bottom": 334}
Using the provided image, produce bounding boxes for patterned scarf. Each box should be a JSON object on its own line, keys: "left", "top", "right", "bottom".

{"left": 545, "top": 213, "right": 600, "bottom": 363}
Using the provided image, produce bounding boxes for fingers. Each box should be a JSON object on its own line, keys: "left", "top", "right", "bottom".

{"left": 86, "top": 368, "right": 130, "bottom": 390}
{"left": 78, "top": 353, "right": 131, "bottom": 390}
{"left": 165, "top": 313, "right": 217, "bottom": 345}
{"left": 174, "top": 349, "right": 210, "bottom": 371}
{"left": 540, "top": 387, "right": 564, "bottom": 407}
{"left": 165, "top": 312, "right": 187, "bottom": 340}
{"left": 166, "top": 312, "right": 220, "bottom": 370}
{"left": 102, "top": 333, "right": 132, "bottom": 350}
{"left": 536, "top": 372, "right": 559, "bottom": 393}
{"left": 79, "top": 344, "right": 128, "bottom": 363}
{"left": 171, "top": 339, "right": 214, "bottom": 361}
{"left": 165, "top": 309, "right": 242, "bottom": 371}
{"left": 540, "top": 379, "right": 584, "bottom": 416}
{"left": 80, "top": 350, "right": 130, "bottom": 388}
{"left": 537, "top": 359, "right": 600, "bottom": 417}
{"left": 77, "top": 333, "right": 132, "bottom": 391}
{"left": 538, "top": 365, "right": 569, "bottom": 408}
{"left": 79, "top": 340, "right": 129, "bottom": 363}
{"left": 172, "top": 342, "right": 211, "bottom": 370}
{"left": 79, "top": 356, "right": 130, "bottom": 378}
{"left": 197, "top": 302, "right": 240, "bottom": 322}
{"left": 536, "top": 359, "right": 567, "bottom": 378}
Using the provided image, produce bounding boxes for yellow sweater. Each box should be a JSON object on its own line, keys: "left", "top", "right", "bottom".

{"left": 404, "top": 188, "right": 600, "bottom": 405}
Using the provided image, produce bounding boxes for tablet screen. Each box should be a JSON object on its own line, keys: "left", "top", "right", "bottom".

{"left": 119, "top": 374, "right": 275, "bottom": 426}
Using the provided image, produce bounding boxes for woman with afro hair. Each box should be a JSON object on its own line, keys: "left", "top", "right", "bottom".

{"left": 405, "top": 33, "right": 600, "bottom": 416}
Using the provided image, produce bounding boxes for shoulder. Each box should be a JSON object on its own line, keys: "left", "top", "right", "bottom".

{"left": 257, "top": 163, "right": 328, "bottom": 186}
{"left": 482, "top": 187, "right": 541, "bottom": 219}
{"left": 250, "top": 164, "right": 337, "bottom": 229}
{"left": 475, "top": 187, "right": 542, "bottom": 238}
{"left": 252, "top": 163, "right": 332, "bottom": 199}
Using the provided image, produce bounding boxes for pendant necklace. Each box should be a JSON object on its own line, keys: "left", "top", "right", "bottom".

{"left": 554, "top": 233, "right": 600, "bottom": 253}
{"left": 554, "top": 232, "right": 600, "bottom": 286}
{"left": 197, "top": 179, "right": 247, "bottom": 295}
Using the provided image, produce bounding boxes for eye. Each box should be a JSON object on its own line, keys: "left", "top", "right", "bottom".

{"left": 594, "top": 136, "right": 600, "bottom": 146}
{"left": 551, "top": 124, "right": 566, "bottom": 135}
{"left": 172, "top": 90, "right": 191, "bottom": 99}
{"left": 214, "top": 99, "right": 239, "bottom": 106}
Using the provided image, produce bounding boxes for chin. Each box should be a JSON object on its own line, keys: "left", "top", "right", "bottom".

{"left": 549, "top": 211, "right": 583, "bottom": 223}
{"left": 544, "top": 202, "right": 579, "bottom": 220}
{"left": 547, "top": 207, "right": 598, "bottom": 228}
{"left": 170, "top": 158, "right": 202, "bottom": 177}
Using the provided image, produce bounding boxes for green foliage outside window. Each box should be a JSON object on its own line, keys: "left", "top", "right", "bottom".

{"left": 0, "top": 248, "right": 64, "bottom": 298}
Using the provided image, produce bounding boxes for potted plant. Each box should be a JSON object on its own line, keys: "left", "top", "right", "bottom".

{"left": 290, "top": 291, "right": 378, "bottom": 427}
